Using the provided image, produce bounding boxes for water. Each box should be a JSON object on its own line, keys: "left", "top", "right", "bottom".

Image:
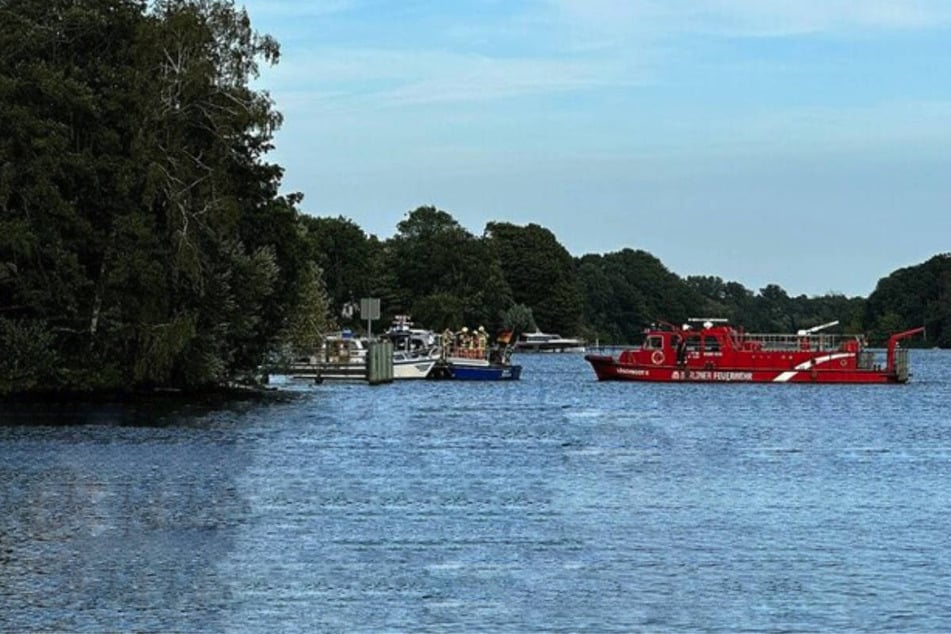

{"left": 1, "top": 351, "right": 949, "bottom": 632}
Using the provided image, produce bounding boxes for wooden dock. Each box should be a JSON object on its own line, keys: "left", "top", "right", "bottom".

{"left": 286, "top": 341, "right": 394, "bottom": 384}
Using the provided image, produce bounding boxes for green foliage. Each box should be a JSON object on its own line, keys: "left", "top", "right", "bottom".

{"left": 411, "top": 293, "right": 466, "bottom": 331}
{"left": 577, "top": 249, "right": 704, "bottom": 343}
{"left": 0, "top": 319, "right": 60, "bottom": 395}
{"left": 384, "top": 206, "right": 513, "bottom": 331}
{"left": 284, "top": 263, "right": 334, "bottom": 355}
{"left": 2, "top": 3, "right": 948, "bottom": 399}
{"left": 133, "top": 313, "right": 197, "bottom": 385}
{"left": 684, "top": 275, "right": 867, "bottom": 336}
{"left": 0, "top": 0, "right": 318, "bottom": 395}
{"left": 308, "top": 207, "right": 934, "bottom": 349}
{"left": 298, "top": 214, "right": 381, "bottom": 321}
{"left": 500, "top": 303, "right": 536, "bottom": 336}
{"left": 866, "top": 253, "right": 950, "bottom": 346}
{"left": 684, "top": 276, "right": 755, "bottom": 321}
{"left": 485, "top": 222, "right": 583, "bottom": 335}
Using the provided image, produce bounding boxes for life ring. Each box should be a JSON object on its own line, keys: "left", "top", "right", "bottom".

{"left": 840, "top": 359, "right": 847, "bottom": 367}
{"left": 651, "top": 350, "right": 665, "bottom": 365}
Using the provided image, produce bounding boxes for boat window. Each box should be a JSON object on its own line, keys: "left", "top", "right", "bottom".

{"left": 704, "top": 336, "right": 720, "bottom": 353}
{"left": 685, "top": 335, "right": 701, "bottom": 351}
{"left": 645, "top": 335, "right": 663, "bottom": 349}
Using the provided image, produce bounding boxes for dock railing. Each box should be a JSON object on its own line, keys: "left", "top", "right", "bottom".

{"left": 285, "top": 341, "right": 394, "bottom": 384}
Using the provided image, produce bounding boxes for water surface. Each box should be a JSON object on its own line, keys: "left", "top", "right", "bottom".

{"left": 1, "top": 351, "right": 949, "bottom": 632}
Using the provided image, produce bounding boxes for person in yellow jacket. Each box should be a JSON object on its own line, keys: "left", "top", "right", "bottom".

{"left": 441, "top": 328, "right": 453, "bottom": 356}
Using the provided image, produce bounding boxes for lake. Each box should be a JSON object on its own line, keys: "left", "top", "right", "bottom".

{"left": 1, "top": 350, "right": 949, "bottom": 632}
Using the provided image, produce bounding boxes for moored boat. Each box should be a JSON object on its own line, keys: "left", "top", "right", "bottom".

{"left": 289, "top": 320, "right": 440, "bottom": 382}
{"left": 288, "top": 330, "right": 369, "bottom": 381}
{"left": 430, "top": 357, "right": 523, "bottom": 381}
{"left": 515, "top": 331, "right": 586, "bottom": 353}
{"left": 429, "top": 328, "right": 522, "bottom": 381}
{"left": 381, "top": 316, "right": 442, "bottom": 379}
{"left": 585, "top": 319, "right": 925, "bottom": 384}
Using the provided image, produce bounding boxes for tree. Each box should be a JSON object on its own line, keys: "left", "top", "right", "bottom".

{"left": 577, "top": 249, "right": 704, "bottom": 343}
{"left": 0, "top": 0, "right": 306, "bottom": 393}
{"left": 384, "top": 206, "right": 512, "bottom": 330}
{"left": 866, "top": 254, "right": 950, "bottom": 345}
{"left": 485, "top": 222, "right": 584, "bottom": 335}
{"left": 282, "top": 263, "right": 334, "bottom": 355}
{"left": 500, "top": 303, "right": 537, "bottom": 336}
{"left": 298, "top": 215, "right": 381, "bottom": 321}
{"left": 755, "top": 284, "right": 794, "bottom": 332}
{"left": 578, "top": 258, "right": 622, "bottom": 342}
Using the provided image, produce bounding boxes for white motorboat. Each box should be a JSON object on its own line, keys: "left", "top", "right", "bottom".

{"left": 515, "top": 331, "right": 586, "bottom": 353}
{"left": 383, "top": 317, "right": 442, "bottom": 379}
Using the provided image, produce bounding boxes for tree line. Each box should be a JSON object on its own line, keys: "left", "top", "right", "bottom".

{"left": 305, "top": 209, "right": 949, "bottom": 349}
{"left": 1, "top": 0, "right": 947, "bottom": 396}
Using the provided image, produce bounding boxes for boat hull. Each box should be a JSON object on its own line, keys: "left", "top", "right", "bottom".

{"left": 430, "top": 362, "right": 522, "bottom": 381}
{"left": 584, "top": 354, "right": 904, "bottom": 384}
{"left": 392, "top": 359, "right": 438, "bottom": 379}
{"left": 515, "top": 331, "right": 585, "bottom": 353}
{"left": 452, "top": 364, "right": 522, "bottom": 381}
{"left": 516, "top": 344, "right": 586, "bottom": 353}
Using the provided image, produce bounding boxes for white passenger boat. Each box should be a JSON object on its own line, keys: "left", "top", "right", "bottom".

{"left": 515, "top": 331, "right": 586, "bottom": 353}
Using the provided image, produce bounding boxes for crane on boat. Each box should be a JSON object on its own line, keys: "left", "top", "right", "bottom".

{"left": 797, "top": 320, "right": 839, "bottom": 336}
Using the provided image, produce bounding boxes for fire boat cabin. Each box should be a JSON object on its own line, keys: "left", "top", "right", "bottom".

{"left": 586, "top": 319, "right": 925, "bottom": 384}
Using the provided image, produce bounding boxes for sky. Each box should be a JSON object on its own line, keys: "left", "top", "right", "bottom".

{"left": 239, "top": 0, "right": 951, "bottom": 297}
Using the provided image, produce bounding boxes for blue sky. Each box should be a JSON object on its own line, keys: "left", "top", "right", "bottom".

{"left": 241, "top": 0, "right": 951, "bottom": 297}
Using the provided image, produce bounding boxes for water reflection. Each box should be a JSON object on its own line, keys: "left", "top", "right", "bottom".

{"left": 0, "top": 398, "right": 268, "bottom": 632}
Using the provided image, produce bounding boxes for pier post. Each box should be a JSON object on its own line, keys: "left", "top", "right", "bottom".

{"left": 367, "top": 341, "right": 394, "bottom": 385}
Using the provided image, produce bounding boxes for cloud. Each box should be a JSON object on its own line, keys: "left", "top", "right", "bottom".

{"left": 240, "top": 0, "right": 362, "bottom": 20}
{"left": 543, "top": 0, "right": 951, "bottom": 37}
{"left": 689, "top": 0, "right": 951, "bottom": 35}
{"left": 260, "top": 46, "right": 648, "bottom": 112}
{"left": 621, "top": 99, "right": 951, "bottom": 166}
{"left": 741, "top": 99, "right": 951, "bottom": 153}
{"left": 249, "top": 0, "right": 951, "bottom": 116}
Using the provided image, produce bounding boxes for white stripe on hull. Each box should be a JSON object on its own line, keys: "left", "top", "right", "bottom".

{"left": 771, "top": 352, "right": 854, "bottom": 382}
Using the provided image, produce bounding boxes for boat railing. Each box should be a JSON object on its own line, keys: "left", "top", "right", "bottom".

{"left": 740, "top": 332, "right": 860, "bottom": 352}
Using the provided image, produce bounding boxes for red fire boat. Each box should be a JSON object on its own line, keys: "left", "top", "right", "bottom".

{"left": 585, "top": 319, "right": 925, "bottom": 384}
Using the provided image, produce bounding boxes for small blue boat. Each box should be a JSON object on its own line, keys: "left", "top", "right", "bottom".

{"left": 432, "top": 360, "right": 522, "bottom": 381}
{"left": 429, "top": 328, "right": 522, "bottom": 381}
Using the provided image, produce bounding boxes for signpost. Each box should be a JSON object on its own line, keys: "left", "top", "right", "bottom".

{"left": 360, "top": 297, "right": 380, "bottom": 338}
